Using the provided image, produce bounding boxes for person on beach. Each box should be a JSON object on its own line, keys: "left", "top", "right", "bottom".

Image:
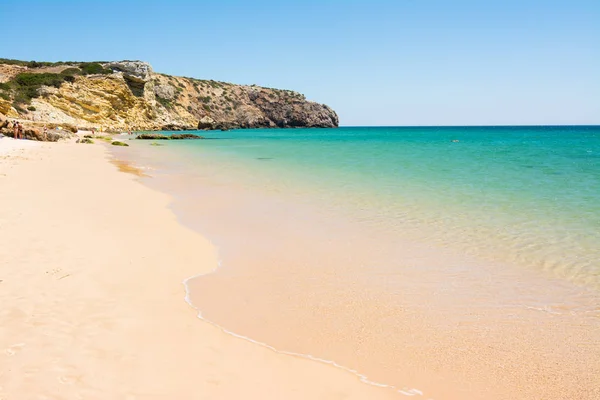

{"left": 13, "top": 121, "right": 18, "bottom": 139}
{"left": 43, "top": 127, "right": 48, "bottom": 140}
{"left": 17, "top": 123, "right": 24, "bottom": 139}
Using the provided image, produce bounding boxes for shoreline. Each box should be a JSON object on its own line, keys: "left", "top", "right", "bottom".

{"left": 0, "top": 140, "right": 396, "bottom": 399}
{"left": 110, "top": 134, "right": 600, "bottom": 400}
{"left": 183, "top": 269, "right": 426, "bottom": 398}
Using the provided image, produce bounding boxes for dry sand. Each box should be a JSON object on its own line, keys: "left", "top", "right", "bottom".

{"left": 0, "top": 139, "right": 396, "bottom": 399}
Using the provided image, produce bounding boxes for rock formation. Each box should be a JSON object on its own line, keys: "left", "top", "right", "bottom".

{"left": 136, "top": 133, "right": 204, "bottom": 140}
{"left": 0, "top": 59, "right": 339, "bottom": 132}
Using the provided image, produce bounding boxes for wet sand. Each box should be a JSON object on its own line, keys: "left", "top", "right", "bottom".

{"left": 143, "top": 165, "right": 600, "bottom": 400}
{"left": 0, "top": 139, "right": 397, "bottom": 400}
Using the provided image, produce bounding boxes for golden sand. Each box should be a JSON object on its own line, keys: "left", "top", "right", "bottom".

{"left": 0, "top": 139, "right": 396, "bottom": 400}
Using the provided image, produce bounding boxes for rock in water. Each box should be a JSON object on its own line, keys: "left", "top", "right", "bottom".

{"left": 136, "top": 133, "right": 171, "bottom": 140}
{"left": 170, "top": 133, "right": 204, "bottom": 139}
{"left": 136, "top": 133, "right": 203, "bottom": 140}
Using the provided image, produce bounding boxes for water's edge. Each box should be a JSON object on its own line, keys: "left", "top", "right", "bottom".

{"left": 182, "top": 266, "right": 427, "bottom": 398}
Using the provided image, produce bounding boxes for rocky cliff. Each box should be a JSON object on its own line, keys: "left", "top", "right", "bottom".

{"left": 0, "top": 60, "right": 338, "bottom": 131}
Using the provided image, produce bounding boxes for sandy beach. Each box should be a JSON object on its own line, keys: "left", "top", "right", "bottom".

{"left": 0, "top": 138, "right": 396, "bottom": 400}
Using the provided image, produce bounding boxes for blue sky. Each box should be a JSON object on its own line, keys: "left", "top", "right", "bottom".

{"left": 1, "top": 0, "right": 598, "bottom": 126}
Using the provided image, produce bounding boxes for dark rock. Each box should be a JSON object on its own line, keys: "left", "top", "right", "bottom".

{"left": 111, "top": 141, "right": 129, "bottom": 146}
{"left": 136, "top": 133, "right": 170, "bottom": 140}
{"left": 161, "top": 124, "right": 189, "bottom": 131}
{"left": 170, "top": 133, "right": 204, "bottom": 139}
{"left": 197, "top": 119, "right": 214, "bottom": 130}
{"left": 137, "top": 133, "right": 203, "bottom": 140}
{"left": 45, "top": 132, "right": 63, "bottom": 142}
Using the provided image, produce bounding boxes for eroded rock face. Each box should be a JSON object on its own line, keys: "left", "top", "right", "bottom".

{"left": 197, "top": 116, "right": 216, "bottom": 130}
{"left": 154, "top": 84, "right": 176, "bottom": 100}
{"left": 255, "top": 96, "right": 339, "bottom": 128}
{"left": 136, "top": 133, "right": 203, "bottom": 140}
{"left": 1, "top": 60, "right": 339, "bottom": 132}
{"left": 104, "top": 61, "right": 153, "bottom": 82}
{"left": 0, "top": 99, "right": 12, "bottom": 115}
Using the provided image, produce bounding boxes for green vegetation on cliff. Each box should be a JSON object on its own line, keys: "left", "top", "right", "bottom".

{"left": 11, "top": 73, "right": 66, "bottom": 104}
{"left": 0, "top": 58, "right": 69, "bottom": 68}
{"left": 0, "top": 58, "right": 109, "bottom": 68}
{"left": 0, "top": 59, "right": 339, "bottom": 130}
{"left": 0, "top": 63, "right": 112, "bottom": 107}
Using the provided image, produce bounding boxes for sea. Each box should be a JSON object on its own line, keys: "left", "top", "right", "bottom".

{"left": 111, "top": 126, "right": 600, "bottom": 400}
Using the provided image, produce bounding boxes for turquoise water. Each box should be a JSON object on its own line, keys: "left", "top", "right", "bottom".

{"left": 114, "top": 125, "right": 600, "bottom": 399}
{"left": 144, "top": 125, "right": 600, "bottom": 287}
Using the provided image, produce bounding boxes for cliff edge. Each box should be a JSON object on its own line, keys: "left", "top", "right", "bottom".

{"left": 0, "top": 59, "right": 338, "bottom": 131}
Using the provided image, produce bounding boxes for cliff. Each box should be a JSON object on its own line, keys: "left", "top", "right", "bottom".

{"left": 0, "top": 60, "right": 338, "bottom": 131}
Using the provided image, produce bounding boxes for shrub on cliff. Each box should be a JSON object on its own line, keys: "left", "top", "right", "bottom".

{"left": 15, "top": 73, "right": 65, "bottom": 88}
{"left": 156, "top": 96, "right": 173, "bottom": 109}
{"left": 10, "top": 73, "right": 68, "bottom": 104}
{"left": 79, "top": 62, "right": 112, "bottom": 75}
{"left": 0, "top": 59, "right": 68, "bottom": 68}
{"left": 0, "top": 82, "right": 10, "bottom": 100}
{"left": 61, "top": 67, "right": 82, "bottom": 76}
{"left": 0, "top": 84, "right": 10, "bottom": 100}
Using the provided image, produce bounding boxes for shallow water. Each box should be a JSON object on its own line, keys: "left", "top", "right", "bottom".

{"left": 112, "top": 126, "right": 600, "bottom": 399}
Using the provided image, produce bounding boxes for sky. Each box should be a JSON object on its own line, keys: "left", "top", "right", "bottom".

{"left": 1, "top": 0, "right": 598, "bottom": 126}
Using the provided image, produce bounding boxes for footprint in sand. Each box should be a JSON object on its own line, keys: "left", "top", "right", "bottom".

{"left": 5, "top": 343, "right": 25, "bottom": 356}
